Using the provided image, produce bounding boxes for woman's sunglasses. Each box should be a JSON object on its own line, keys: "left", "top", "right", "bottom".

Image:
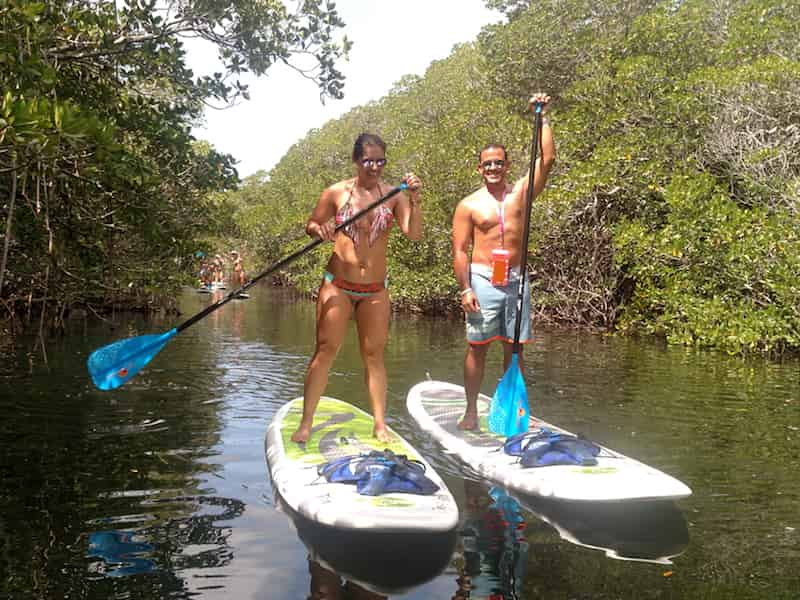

{"left": 360, "top": 158, "right": 387, "bottom": 168}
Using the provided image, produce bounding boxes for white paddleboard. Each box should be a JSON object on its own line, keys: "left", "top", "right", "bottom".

{"left": 266, "top": 396, "right": 459, "bottom": 533}
{"left": 407, "top": 380, "right": 692, "bottom": 502}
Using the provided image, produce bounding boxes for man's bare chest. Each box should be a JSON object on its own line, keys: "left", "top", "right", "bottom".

{"left": 472, "top": 201, "right": 525, "bottom": 234}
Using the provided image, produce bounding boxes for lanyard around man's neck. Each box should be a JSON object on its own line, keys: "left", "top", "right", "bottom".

{"left": 492, "top": 187, "right": 507, "bottom": 248}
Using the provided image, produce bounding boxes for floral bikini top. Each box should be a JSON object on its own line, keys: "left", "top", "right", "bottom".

{"left": 335, "top": 182, "right": 393, "bottom": 248}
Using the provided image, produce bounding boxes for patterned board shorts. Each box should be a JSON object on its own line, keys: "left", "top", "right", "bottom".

{"left": 466, "top": 263, "right": 531, "bottom": 345}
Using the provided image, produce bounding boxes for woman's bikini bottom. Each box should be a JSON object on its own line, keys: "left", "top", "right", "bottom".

{"left": 323, "top": 271, "right": 388, "bottom": 299}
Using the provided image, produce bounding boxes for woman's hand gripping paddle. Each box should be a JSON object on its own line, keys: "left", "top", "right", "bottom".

{"left": 488, "top": 104, "right": 544, "bottom": 437}
{"left": 87, "top": 183, "right": 409, "bottom": 390}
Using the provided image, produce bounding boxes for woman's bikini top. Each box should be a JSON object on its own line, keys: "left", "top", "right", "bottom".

{"left": 335, "top": 181, "right": 393, "bottom": 248}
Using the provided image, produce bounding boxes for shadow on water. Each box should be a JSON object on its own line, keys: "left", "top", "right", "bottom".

{"left": 275, "top": 492, "right": 457, "bottom": 597}
{"left": 513, "top": 494, "right": 689, "bottom": 565}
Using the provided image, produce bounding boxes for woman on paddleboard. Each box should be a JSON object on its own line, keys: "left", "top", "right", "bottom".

{"left": 290, "top": 133, "right": 423, "bottom": 444}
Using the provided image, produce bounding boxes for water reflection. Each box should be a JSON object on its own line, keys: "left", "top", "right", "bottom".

{"left": 514, "top": 494, "right": 689, "bottom": 564}
{"left": 87, "top": 529, "right": 156, "bottom": 577}
{"left": 276, "top": 493, "right": 457, "bottom": 596}
{"left": 308, "top": 558, "right": 387, "bottom": 600}
{"left": 453, "top": 479, "right": 689, "bottom": 598}
{"left": 455, "top": 481, "right": 529, "bottom": 599}
{"left": 86, "top": 494, "right": 246, "bottom": 581}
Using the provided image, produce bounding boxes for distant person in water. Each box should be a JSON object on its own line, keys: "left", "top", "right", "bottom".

{"left": 231, "top": 250, "right": 246, "bottom": 285}
{"left": 291, "top": 133, "right": 422, "bottom": 444}
{"left": 451, "top": 93, "right": 556, "bottom": 430}
{"left": 199, "top": 260, "right": 212, "bottom": 288}
{"left": 214, "top": 254, "right": 225, "bottom": 285}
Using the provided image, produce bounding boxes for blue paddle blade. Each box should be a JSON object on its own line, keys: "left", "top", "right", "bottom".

{"left": 488, "top": 487, "right": 525, "bottom": 527}
{"left": 87, "top": 328, "right": 178, "bottom": 390}
{"left": 488, "top": 354, "right": 530, "bottom": 437}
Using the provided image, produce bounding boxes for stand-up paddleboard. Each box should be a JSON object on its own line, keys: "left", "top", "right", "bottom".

{"left": 266, "top": 396, "right": 459, "bottom": 533}
{"left": 407, "top": 380, "right": 691, "bottom": 502}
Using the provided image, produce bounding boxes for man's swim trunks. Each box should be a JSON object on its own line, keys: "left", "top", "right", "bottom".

{"left": 466, "top": 263, "right": 531, "bottom": 345}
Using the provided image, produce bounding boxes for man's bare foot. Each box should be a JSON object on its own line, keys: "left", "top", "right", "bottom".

{"left": 290, "top": 423, "right": 311, "bottom": 443}
{"left": 457, "top": 413, "right": 480, "bottom": 431}
{"left": 373, "top": 425, "right": 392, "bottom": 444}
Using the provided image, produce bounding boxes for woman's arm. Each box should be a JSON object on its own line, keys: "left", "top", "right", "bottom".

{"left": 395, "top": 173, "right": 423, "bottom": 240}
{"left": 305, "top": 184, "right": 340, "bottom": 240}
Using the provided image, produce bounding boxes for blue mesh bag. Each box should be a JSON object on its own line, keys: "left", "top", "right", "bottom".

{"left": 317, "top": 449, "right": 439, "bottom": 496}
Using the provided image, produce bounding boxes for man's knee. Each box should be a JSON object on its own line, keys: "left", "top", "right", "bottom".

{"left": 467, "top": 343, "right": 489, "bottom": 360}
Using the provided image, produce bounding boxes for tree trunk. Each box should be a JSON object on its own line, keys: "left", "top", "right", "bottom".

{"left": 0, "top": 154, "right": 17, "bottom": 298}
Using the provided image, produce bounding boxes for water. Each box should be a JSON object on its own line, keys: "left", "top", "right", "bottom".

{"left": 1, "top": 286, "right": 798, "bottom": 599}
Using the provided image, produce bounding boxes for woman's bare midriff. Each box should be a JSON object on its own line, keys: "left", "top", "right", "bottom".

{"left": 327, "top": 239, "right": 390, "bottom": 283}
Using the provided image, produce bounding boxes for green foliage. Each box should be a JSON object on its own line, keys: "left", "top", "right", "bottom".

{"left": 478, "top": 0, "right": 664, "bottom": 107}
{"left": 614, "top": 172, "right": 799, "bottom": 354}
{"left": 688, "top": 57, "right": 800, "bottom": 213}
{"left": 720, "top": 0, "right": 800, "bottom": 63}
{"left": 0, "top": 0, "right": 348, "bottom": 328}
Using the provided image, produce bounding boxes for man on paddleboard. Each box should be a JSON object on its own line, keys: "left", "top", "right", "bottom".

{"left": 451, "top": 93, "right": 556, "bottom": 430}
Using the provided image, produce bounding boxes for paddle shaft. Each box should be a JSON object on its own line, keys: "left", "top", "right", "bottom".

{"left": 511, "top": 106, "right": 544, "bottom": 353}
{"left": 177, "top": 183, "right": 408, "bottom": 333}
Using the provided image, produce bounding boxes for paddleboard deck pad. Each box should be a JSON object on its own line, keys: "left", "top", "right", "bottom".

{"left": 266, "top": 397, "right": 459, "bottom": 532}
{"left": 407, "top": 381, "right": 691, "bottom": 501}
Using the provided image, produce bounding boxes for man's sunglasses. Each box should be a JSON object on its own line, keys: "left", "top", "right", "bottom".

{"left": 360, "top": 158, "right": 387, "bottom": 168}
{"left": 480, "top": 159, "right": 505, "bottom": 169}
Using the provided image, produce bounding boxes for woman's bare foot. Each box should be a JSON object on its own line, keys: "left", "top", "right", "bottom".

{"left": 290, "top": 422, "right": 312, "bottom": 443}
{"left": 457, "top": 412, "right": 480, "bottom": 431}
{"left": 373, "top": 425, "right": 391, "bottom": 444}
